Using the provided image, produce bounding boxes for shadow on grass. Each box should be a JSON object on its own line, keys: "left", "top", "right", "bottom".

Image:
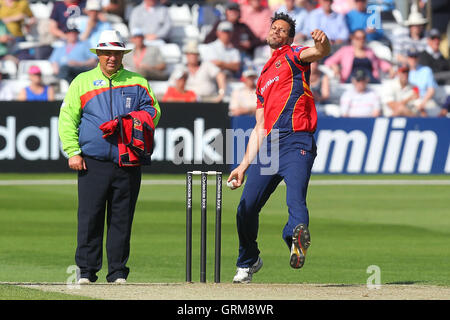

{"left": 385, "top": 281, "right": 423, "bottom": 285}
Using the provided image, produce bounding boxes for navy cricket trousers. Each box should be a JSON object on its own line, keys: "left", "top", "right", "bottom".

{"left": 75, "top": 156, "right": 141, "bottom": 282}
{"left": 236, "top": 132, "right": 316, "bottom": 268}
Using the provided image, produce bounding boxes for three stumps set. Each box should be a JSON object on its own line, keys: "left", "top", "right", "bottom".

{"left": 186, "top": 171, "right": 222, "bottom": 283}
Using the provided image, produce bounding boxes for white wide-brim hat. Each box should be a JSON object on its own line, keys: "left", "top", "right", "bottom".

{"left": 85, "top": 0, "right": 102, "bottom": 11}
{"left": 404, "top": 10, "right": 428, "bottom": 26}
{"left": 90, "top": 30, "right": 132, "bottom": 54}
{"left": 168, "top": 65, "right": 189, "bottom": 86}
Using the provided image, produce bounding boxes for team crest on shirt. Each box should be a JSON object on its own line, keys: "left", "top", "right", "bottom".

{"left": 275, "top": 60, "right": 282, "bottom": 68}
{"left": 133, "top": 118, "right": 141, "bottom": 127}
{"left": 300, "top": 149, "right": 307, "bottom": 156}
{"left": 93, "top": 80, "right": 106, "bottom": 86}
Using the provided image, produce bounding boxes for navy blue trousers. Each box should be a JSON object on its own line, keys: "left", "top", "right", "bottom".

{"left": 75, "top": 157, "right": 141, "bottom": 282}
{"left": 236, "top": 132, "right": 316, "bottom": 268}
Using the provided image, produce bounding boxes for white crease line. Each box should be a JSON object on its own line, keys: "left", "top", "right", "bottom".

{"left": 0, "top": 179, "right": 449, "bottom": 186}
{"left": 309, "top": 180, "right": 450, "bottom": 185}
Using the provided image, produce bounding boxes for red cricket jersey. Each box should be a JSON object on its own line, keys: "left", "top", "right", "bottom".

{"left": 256, "top": 44, "right": 317, "bottom": 135}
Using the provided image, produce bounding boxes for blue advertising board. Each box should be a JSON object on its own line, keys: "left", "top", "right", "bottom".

{"left": 1, "top": 101, "right": 449, "bottom": 174}
{"left": 230, "top": 116, "right": 450, "bottom": 174}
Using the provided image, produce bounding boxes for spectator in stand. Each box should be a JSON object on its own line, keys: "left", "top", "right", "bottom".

{"left": 240, "top": 0, "right": 273, "bottom": 42}
{"left": 406, "top": 47, "right": 441, "bottom": 117}
{"left": 302, "top": 0, "right": 349, "bottom": 47}
{"left": 331, "top": 0, "right": 354, "bottom": 14}
{"left": 324, "top": 29, "right": 392, "bottom": 83}
{"left": 231, "top": 0, "right": 270, "bottom": 5}
{"left": 0, "top": 70, "right": 13, "bottom": 100}
{"left": 441, "top": 95, "right": 450, "bottom": 117}
{"left": 276, "top": 0, "right": 309, "bottom": 44}
{"left": 49, "top": 0, "right": 87, "bottom": 40}
{"left": 195, "top": 2, "right": 221, "bottom": 31}
{"left": 204, "top": 2, "right": 265, "bottom": 58}
{"left": 49, "top": 28, "right": 97, "bottom": 83}
{"left": 183, "top": 41, "right": 227, "bottom": 102}
{"left": 0, "top": 0, "right": 36, "bottom": 41}
{"left": 78, "top": 0, "right": 112, "bottom": 49}
{"left": 122, "top": 28, "right": 168, "bottom": 80}
{"left": 345, "top": 0, "right": 384, "bottom": 42}
{"left": 101, "top": 0, "right": 125, "bottom": 22}
{"left": 228, "top": 68, "right": 258, "bottom": 116}
{"left": 430, "top": 0, "right": 450, "bottom": 35}
{"left": 418, "top": 28, "right": 450, "bottom": 85}
{"left": 128, "top": 0, "right": 172, "bottom": 44}
{"left": 392, "top": 7, "right": 428, "bottom": 64}
{"left": 340, "top": 69, "right": 381, "bottom": 117}
{"left": 201, "top": 21, "right": 242, "bottom": 77}
{"left": 17, "top": 66, "right": 55, "bottom": 101}
{"left": 232, "top": 0, "right": 270, "bottom": 6}
{"left": 382, "top": 65, "right": 420, "bottom": 117}
{"left": 268, "top": 0, "right": 284, "bottom": 10}
{"left": 298, "top": 0, "right": 317, "bottom": 12}
{"left": 0, "top": 20, "right": 14, "bottom": 59}
{"left": 309, "top": 61, "right": 330, "bottom": 109}
{"left": 162, "top": 66, "right": 197, "bottom": 103}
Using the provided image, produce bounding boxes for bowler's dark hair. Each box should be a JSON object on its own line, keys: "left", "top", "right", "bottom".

{"left": 271, "top": 12, "right": 296, "bottom": 38}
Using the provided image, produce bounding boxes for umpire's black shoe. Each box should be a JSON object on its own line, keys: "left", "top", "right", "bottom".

{"left": 290, "top": 224, "right": 311, "bottom": 269}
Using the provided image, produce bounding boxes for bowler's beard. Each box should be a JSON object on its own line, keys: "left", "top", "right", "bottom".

{"left": 266, "top": 37, "right": 282, "bottom": 49}
{"left": 266, "top": 36, "right": 292, "bottom": 49}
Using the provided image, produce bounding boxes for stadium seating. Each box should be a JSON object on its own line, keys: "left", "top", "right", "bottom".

{"left": 159, "top": 43, "right": 182, "bottom": 65}
{"left": 168, "top": 4, "right": 192, "bottom": 26}
{"left": 17, "top": 60, "right": 55, "bottom": 82}
{"left": 0, "top": 0, "right": 447, "bottom": 118}
{"left": 0, "top": 60, "right": 17, "bottom": 79}
{"left": 29, "top": 1, "right": 53, "bottom": 20}
{"left": 168, "top": 24, "right": 200, "bottom": 46}
{"left": 1, "top": 79, "right": 30, "bottom": 98}
{"left": 149, "top": 80, "right": 169, "bottom": 100}
{"left": 112, "top": 22, "right": 130, "bottom": 39}
{"left": 55, "top": 79, "right": 70, "bottom": 100}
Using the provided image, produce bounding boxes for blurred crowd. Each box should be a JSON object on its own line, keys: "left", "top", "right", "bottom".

{"left": 0, "top": 0, "right": 449, "bottom": 117}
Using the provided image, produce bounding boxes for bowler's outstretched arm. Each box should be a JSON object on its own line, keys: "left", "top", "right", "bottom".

{"left": 300, "top": 29, "right": 331, "bottom": 63}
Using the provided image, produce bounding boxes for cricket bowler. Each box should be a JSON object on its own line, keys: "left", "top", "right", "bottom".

{"left": 227, "top": 12, "right": 331, "bottom": 283}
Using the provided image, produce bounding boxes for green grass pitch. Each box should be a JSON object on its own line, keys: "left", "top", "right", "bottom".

{"left": 0, "top": 173, "right": 449, "bottom": 294}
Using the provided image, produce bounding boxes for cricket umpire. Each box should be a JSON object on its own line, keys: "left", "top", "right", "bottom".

{"left": 58, "top": 30, "right": 161, "bottom": 284}
{"left": 228, "top": 13, "right": 330, "bottom": 283}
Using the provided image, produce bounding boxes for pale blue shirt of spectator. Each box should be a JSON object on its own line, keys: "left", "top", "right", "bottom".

{"left": 345, "top": 6, "right": 384, "bottom": 42}
{"left": 276, "top": 3, "right": 308, "bottom": 35}
{"left": 408, "top": 64, "right": 437, "bottom": 98}
{"left": 49, "top": 39, "right": 96, "bottom": 67}
{"left": 128, "top": 0, "right": 172, "bottom": 42}
{"left": 200, "top": 21, "right": 241, "bottom": 77}
{"left": 202, "top": 39, "right": 240, "bottom": 62}
{"left": 77, "top": 18, "right": 112, "bottom": 49}
{"left": 303, "top": 4, "right": 349, "bottom": 43}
